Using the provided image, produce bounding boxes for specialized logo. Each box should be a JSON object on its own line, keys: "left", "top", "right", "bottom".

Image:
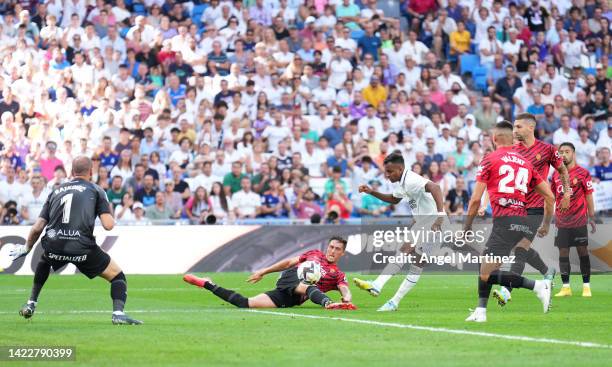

{"left": 509, "top": 224, "right": 532, "bottom": 234}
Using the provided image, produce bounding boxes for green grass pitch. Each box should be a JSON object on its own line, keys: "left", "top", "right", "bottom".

{"left": 1, "top": 273, "right": 612, "bottom": 366}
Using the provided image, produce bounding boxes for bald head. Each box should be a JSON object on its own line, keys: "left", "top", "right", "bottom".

{"left": 72, "top": 156, "right": 93, "bottom": 177}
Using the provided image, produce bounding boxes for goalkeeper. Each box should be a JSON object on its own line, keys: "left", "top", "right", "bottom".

{"left": 184, "top": 237, "right": 355, "bottom": 309}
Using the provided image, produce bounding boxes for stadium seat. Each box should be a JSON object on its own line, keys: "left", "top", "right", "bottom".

{"left": 584, "top": 67, "right": 597, "bottom": 76}
{"left": 133, "top": 3, "right": 147, "bottom": 16}
{"left": 192, "top": 4, "right": 208, "bottom": 28}
{"left": 460, "top": 54, "right": 480, "bottom": 75}
{"left": 472, "top": 66, "right": 489, "bottom": 93}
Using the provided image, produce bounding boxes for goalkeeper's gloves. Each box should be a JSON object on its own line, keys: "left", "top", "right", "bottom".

{"left": 9, "top": 244, "right": 29, "bottom": 261}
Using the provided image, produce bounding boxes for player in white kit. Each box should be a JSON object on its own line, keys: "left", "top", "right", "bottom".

{"left": 354, "top": 152, "right": 448, "bottom": 311}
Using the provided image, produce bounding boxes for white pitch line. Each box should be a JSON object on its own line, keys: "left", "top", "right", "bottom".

{"left": 0, "top": 309, "right": 223, "bottom": 315}
{"left": 246, "top": 310, "right": 612, "bottom": 350}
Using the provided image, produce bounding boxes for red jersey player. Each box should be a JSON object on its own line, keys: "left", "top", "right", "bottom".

{"left": 491, "top": 113, "right": 571, "bottom": 306}
{"left": 464, "top": 121, "right": 556, "bottom": 322}
{"left": 183, "top": 237, "right": 355, "bottom": 310}
{"left": 551, "top": 142, "right": 596, "bottom": 298}
{"left": 512, "top": 113, "right": 569, "bottom": 280}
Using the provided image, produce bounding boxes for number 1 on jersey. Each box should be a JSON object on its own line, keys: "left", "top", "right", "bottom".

{"left": 60, "top": 193, "right": 73, "bottom": 223}
{"left": 498, "top": 165, "right": 528, "bottom": 194}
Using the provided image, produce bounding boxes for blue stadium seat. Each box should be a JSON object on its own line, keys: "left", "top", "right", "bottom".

{"left": 133, "top": 3, "right": 146, "bottom": 16}
{"left": 192, "top": 4, "right": 208, "bottom": 28}
{"left": 473, "top": 66, "right": 489, "bottom": 93}
{"left": 460, "top": 54, "right": 480, "bottom": 75}
{"left": 584, "top": 67, "right": 597, "bottom": 76}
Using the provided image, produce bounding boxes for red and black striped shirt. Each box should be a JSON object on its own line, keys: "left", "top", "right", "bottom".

{"left": 551, "top": 165, "right": 594, "bottom": 228}
{"left": 298, "top": 250, "right": 347, "bottom": 293}
{"left": 477, "top": 147, "right": 543, "bottom": 217}
{"left": 514, "top": 140, "right": 564, "bottom": 209}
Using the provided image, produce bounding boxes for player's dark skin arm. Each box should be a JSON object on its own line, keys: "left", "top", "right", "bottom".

{"left": 425, "top": 181, "right": 446, "bottom": 231}
{"left": 556, "top": 164, "right": 571, "bottom": 212}
{"left": 464, "top": 182, "right": 486, "bottom": 231}
{"left": 247, "top": 256, "right": 300, "bottom": 283}
{"left": 25, "top": 218, "right": 48, "bottom": 252}
{"left": 534, "top": 181, "right": 554, "bottom": 237}
{"left": 358, "top": 185, "right": 401, "bottom": 204}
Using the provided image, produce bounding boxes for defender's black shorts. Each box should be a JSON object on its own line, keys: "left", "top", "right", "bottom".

{"left": 264, "top": 267, "right": 305, "bottom": 308}
{"left": 554, "top": 226, "right": 588, "bottom": 248}
{"left": 484, "top": 216, "right": 532, "bottom": 257}
{"left": 42, "top": 246, "right": 111, "bottom": 279}
{"left": 523, "top": 207, "right": 544, "bottom": 242}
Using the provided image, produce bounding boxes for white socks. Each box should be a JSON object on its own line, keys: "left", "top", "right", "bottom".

{"left": 372, "top": 274, "right": 392, "bottom": 291}
{"left": 112, "top": 311, "right": 125, "bottom": 316}
{"left": 390, "top": 266, "right": 423, "bottom": 306}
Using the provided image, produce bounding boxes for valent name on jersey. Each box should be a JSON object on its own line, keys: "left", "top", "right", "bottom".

{"left": 54, "top": 185, "right": 87, "bottom": 195}
{"left": 500, "top": 154, "right": 525, "bottom": 166}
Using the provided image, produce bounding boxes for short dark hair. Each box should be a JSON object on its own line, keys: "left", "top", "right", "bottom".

{"left": 515, "top": 113, "right": 536, "bottom": 125}
{"left": 559, "top": 142, "right": 575, "bottom": 151}
{"left": 328, "top": 236, "right": 347, "bottom": 249}
{"left": 383, "top": 151, "right": 404, "bottom": 166}
{"left": 495, "top": 120, "right": 514, "bottom": 131}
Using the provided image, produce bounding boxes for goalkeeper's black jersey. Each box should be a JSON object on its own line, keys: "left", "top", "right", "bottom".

{"left": 39, "top": 178, "right": 111, "bottom": 255}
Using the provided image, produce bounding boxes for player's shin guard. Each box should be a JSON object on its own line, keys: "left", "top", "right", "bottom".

{"left": 488, "top": 270, "right": 536, "bottom": 290}
{"left": 390, "top": 265, "right": 422, "bottom": 306}
{"left": 525, "top": 248, "right": 549, "bottom": 275}
{"left": 29, "top": 260, "right": 51, "bottom": 304}
{"left": 559, "top": 256, "right": 570, "bottom": 284}
{"left": 203, "top": 282, "right": 249, "bottom": 308}
{"left": 579, "top": 255, "right": 591, "bottom": 284}
{"left": 306, "top": 285, "right": 331, "bottom": 307}
{"left": 110, "top": 272, "right": 127, "bottom": 313}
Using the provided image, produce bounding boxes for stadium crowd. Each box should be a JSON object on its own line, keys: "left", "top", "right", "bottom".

{"left": 0, "top": 0, "right": 609, "bottom": 225}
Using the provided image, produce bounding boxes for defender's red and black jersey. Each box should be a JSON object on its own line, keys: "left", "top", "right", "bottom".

{"left": 551, "top": 165, "right": 594, "bottom": 228}
{"left": 298, "top": 250, "right": 347, "bottom": 293}
{"left": 514, "top": 140, "right": 564, "bottom": 209}
{"left": 477, "top": 147, "right": 543, "bottom": 217}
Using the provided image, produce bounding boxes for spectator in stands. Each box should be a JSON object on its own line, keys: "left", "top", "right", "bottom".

{"left": 594, "top": 147, "right": 612, "bottom": 182}
{"left": 145, "top": 191, "right": 174, "bottom": 220}
{"left": 107, "top": 175, "right": 126, "bottom": 209}
{"left": 232, "top": 176, "right": 261, "bottom": 219}
{"left": 185, "top": 186, "right": 212, "bottom": 224}
{"left": 134, "top": 174, "right": 157, "bottom": 207}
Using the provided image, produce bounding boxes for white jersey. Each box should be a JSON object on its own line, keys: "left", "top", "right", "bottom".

{"left": 392, "top": 169, "right": 438, "bottom": 216}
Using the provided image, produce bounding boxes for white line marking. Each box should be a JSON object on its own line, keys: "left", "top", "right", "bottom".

{"left": 246, "top": 310, "right": 612, "bottom": 350}
{"left": 0, "top": 309, "right": 224, "bottom": 315}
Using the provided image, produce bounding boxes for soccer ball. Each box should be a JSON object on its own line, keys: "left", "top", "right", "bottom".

{"left": 297, "top": 261, "right": 322, "bottom": 285}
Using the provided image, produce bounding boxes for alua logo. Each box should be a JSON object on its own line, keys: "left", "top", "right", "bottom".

{"left": 47, "top": 229, "right": 80, "bottom": 239}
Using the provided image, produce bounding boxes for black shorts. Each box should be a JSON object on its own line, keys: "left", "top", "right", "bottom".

{"left": 554, "top": 226, "right": 588, "bottom": 248}
{"left": 264, "top": 268, "right": 305, "bottom": 308}
{"left": 484, "top": 216, "right": 532, "bottom": 257}
{"left": 41, "top": 246, "right": 111, "bottom": 279}
{"left": 523, "top": 207, "right": 544, "bottom": 242}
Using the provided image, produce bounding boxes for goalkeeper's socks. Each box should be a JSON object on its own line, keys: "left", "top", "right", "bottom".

{"left": 110, "top": 272, "right": 127, "bottom": 313}
{"left": 306, "top": 286, "right": 331, "bottom": 307}
{"left": 30, "top": 260, "right": 51, "bottom": 302}
{"left": 390, "top": 266, "right": 422, "bottom": 306}
{"left": 205, "top": 282, "right": 249, "bottom": 308}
